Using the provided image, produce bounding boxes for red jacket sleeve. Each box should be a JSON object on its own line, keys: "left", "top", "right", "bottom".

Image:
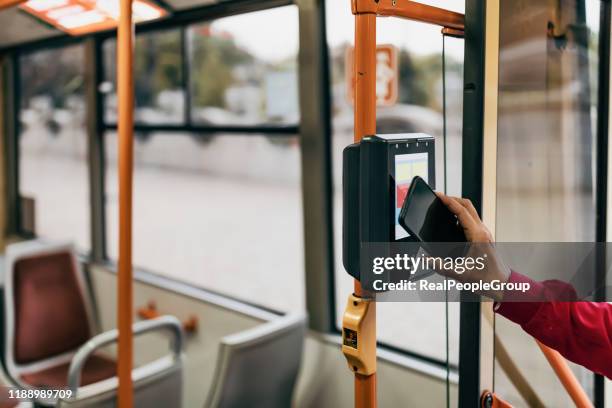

{"left": 495, "top": 271, "right": 612, "bottom": 379}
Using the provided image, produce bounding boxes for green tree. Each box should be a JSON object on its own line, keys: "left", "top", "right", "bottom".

{"left": 190, "top": 25, "right": 254, "bottom": 108}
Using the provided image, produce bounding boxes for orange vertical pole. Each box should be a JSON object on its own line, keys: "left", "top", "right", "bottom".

{"left": 117, "top": 0, "right": 134, "bottom": 405}
{"left": 353, "top": 12, "right": 377, "bottom": 408}
{"left": 354, "top": 13, "right": 377, "bottom": 143}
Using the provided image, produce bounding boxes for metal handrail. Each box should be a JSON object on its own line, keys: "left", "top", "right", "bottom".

{"left": 66, "top": 315, "right": 184, "bottom": 393}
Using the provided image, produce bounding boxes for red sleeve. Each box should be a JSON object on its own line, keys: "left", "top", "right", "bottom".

{"left": 495, "top": 271, "right": 612, "bottom": 379}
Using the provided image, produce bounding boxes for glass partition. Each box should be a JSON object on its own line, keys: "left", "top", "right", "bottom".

{"left": 494, "top": 0, "right": 601, "bottom": 404}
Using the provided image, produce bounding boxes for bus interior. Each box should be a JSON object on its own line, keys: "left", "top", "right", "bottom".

{"left": 0, "top": 0, "right": 611, "bottom": 407}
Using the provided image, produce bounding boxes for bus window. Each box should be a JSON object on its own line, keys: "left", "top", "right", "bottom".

{"left": 188, "top": 6, "right": 299, "bottom": 126}
{"left": 104, "top": 132, "right": 304, "bottom": 312}
{"left": 102, "top": 5, "right": 303, "bottom": 313}
{"left": 18, "top": 44, "right": 90, "bottom": 251}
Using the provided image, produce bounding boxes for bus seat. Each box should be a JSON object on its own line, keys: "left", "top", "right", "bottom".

{"left": 3, "top": 241, "right": 114, "bottom": 403}
{"left": 20, "top": 355, "right": 115, "bottom": 388}
{"left": 57, "top": 316, "right": 184, "bottom": 408}
{"left": 204, "top": 313, "right": 306, "bottom": 408}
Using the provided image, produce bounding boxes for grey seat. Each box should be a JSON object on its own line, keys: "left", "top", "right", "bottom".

{"left": 204, "top": 314, "right": 307, "bottom": 408}
{"left": 57, "top": 315, "right": 184, "bottom": 408}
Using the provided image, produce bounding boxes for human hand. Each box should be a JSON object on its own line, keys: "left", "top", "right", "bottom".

{"left": 433, "top": 193, "right": 510, "bottom": 301}
{"left": 436, "top": 192, "right": 493, "bottom": 243}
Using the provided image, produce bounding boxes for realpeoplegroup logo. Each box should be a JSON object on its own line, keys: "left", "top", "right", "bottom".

{"left": 371, "top": 277, "right": 531, "bottom": 293}
{"left": 370, "top": 252, "right": 531, "bottom": 294}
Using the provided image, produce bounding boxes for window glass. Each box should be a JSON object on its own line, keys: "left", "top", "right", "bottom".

{"left": 103, "top": 29, "right": 184, "bottom": 125}
{"left": 104, "top": 132, "right": 305, "bottom": 312}
{"left": 188, "top": 6, "right": 299, "bottom": 125}
{"left": 18, "top": 45, "right": 90, "bottom": 251}
{"left": 327, "top": 0, "right": 464, "bottom": 365}
{"left": 494, "top": 0, "right": 600, "bottom": 405}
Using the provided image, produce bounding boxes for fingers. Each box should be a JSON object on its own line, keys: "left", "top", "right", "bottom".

{"left": 438, "top": 192, "right": 494, "bottom": 243}
{"left": 436, "top": 191, "right": 454, "bottom": 207}
{"left": 460, "top": 198, "right": 480, "bottom": 222}
{"left": 439, "top": 194, "right": 479, "bottom": 232}
{"left": 438, "top": 193, "right": 482, "bottom": 223}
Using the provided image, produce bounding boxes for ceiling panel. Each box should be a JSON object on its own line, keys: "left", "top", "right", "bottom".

{"left": 0, "top": 8, "right": 61, "bottom": 48}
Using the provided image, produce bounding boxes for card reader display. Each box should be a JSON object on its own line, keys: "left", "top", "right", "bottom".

{"left": 394, "top": 153, "right": 429, "bottom": 240}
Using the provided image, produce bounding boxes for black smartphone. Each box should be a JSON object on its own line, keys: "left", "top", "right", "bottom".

{"left": 398, "top": 176, "right": 466, "bottom": 243}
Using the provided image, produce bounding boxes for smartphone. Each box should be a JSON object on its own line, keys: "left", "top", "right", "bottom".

{"left": 398, "top": 176, "right": 466, "bottom": 243}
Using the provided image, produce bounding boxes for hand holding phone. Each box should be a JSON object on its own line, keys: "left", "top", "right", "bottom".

{"left": 398, "top": 176, "right": 466, "bottom": 243}
{"left": 436, "top": 193, "right": 494, "bottom": 243}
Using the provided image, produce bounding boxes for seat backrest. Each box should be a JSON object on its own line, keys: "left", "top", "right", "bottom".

{"left": 4, "top": 241, "right": 94, "bottom": 371}
{"left": 205, "top": 314, "right": 307, "bottom": 408}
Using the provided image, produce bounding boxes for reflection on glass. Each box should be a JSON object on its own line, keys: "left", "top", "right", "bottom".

{"left": 327, "top": 0, "right": 465, "bottom": 369}
{"left": 103, "top": 29, "right": 184, "bottom": 124}
{"left": 104, "top": 132, "right": 305, "bottom": 312}
{"left": 188, "top": 6, "right": 299, "bottom": 125}
{"left": 495, "top": 0, "right": 600, "bottom": 405}
{"left": 18, "top": 45, "right": 90, "bottom": 251}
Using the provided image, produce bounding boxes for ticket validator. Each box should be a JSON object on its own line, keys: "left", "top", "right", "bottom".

{"left": 341, "top": 133, "right": 435, "bottom": 375}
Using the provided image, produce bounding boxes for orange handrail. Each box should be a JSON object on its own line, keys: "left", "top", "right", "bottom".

{"left": 536, "top": 341, "right": 593, "bottom": 408}
{"left": 353, "top": 11, "right": 377, "bottom": 408}
{"left": 352, "top": 0, "right": 464, "bottom": 31}
{"left": 117, "top": 0, "right": 134, "bottom": 405}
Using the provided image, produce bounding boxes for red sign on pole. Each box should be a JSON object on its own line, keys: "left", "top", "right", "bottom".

{"left": 346, "top": 44, "right": 399, "bottom": 107}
